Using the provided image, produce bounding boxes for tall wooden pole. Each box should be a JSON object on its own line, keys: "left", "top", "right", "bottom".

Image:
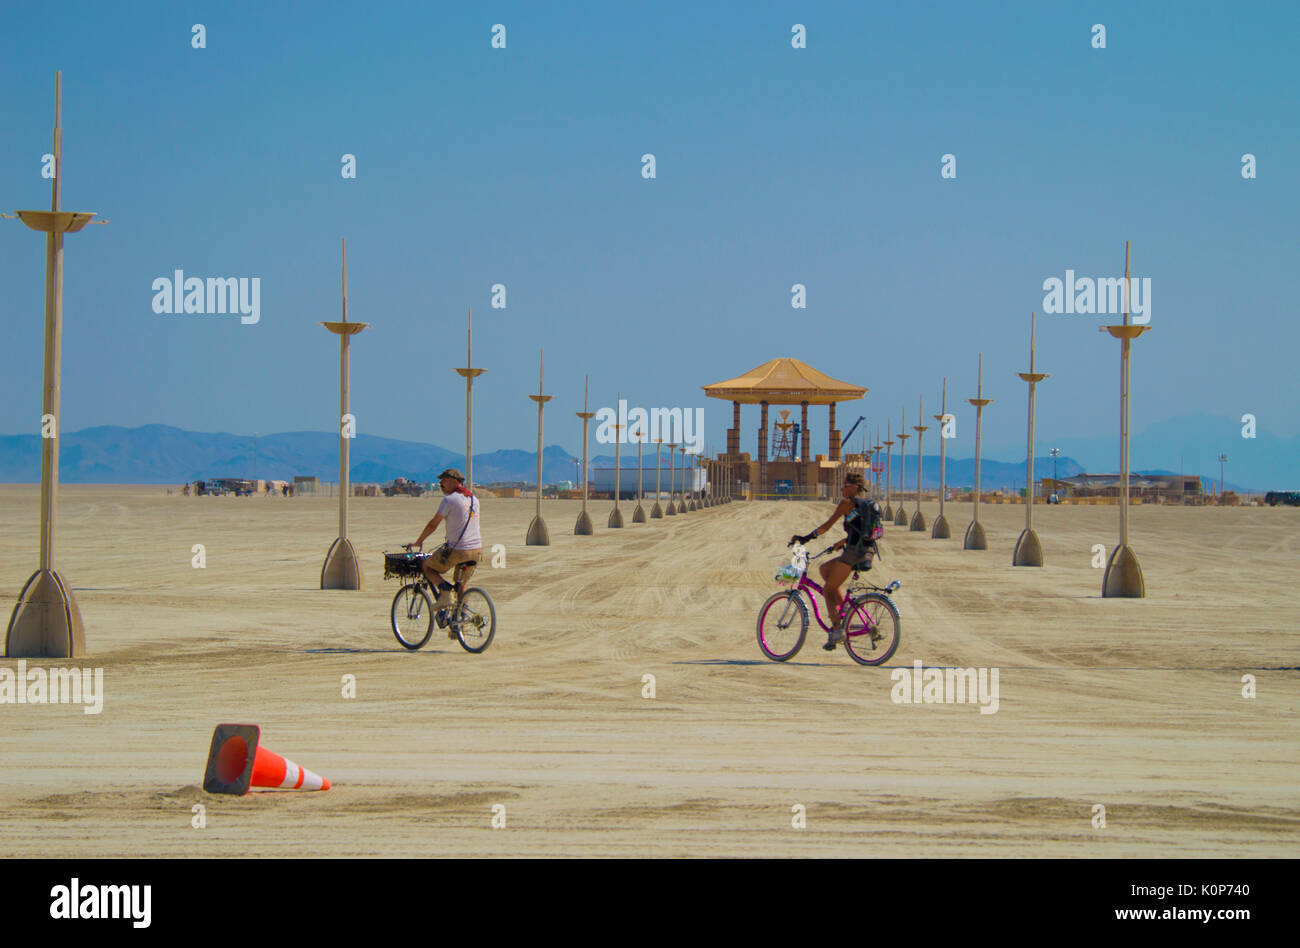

{"left": 1014, "top": 312, "right": 1049, "bottom": 566}
{"left": 932, "top": 380, "right": 951, "bottom": 538}
{"left": 911, "top": 396, "right": 928, "bottom": 531}
{"left": 574, "top": 375, "right": 595, "bottom": 535}
{"left": 894, "top": 409, "right": 910, "bottom": 525}
{"left": 667, "top": 442, "right": 677, "bottom": 515}
{"left": 1102, "top": 241, "right": 1150, "bottom": 596}
{"left": 455, "top": 309, "right": 486, "bottom": 490}
{"left": 652, "top": 438, "right": 664, "bottom": 517}
{"left": 6, "top": 72, "right": 102, "bottom": 656}
{"left": 526, "top": 350, "right": 552, "bottom": 545}
{"left": 609, "top": 392, "right": 625, "bottom": 527}
{"left": 883, "top": 422, "right": 895, "bottom": 518}
{"left": 964, "top": 353, "right": 993, "bottom": 550}
{"left": 633, "top": 427, "right": 647, "bottom": 521}
{"left": 319, "top": 239, "right": 368, "bottom": 589}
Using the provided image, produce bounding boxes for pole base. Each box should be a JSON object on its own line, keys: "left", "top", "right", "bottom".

{"left": 893, "top": 506, "right": 908, "bottom": 526}
{"left": 1102, "top": 544, "right": 1145, "bottom": 597}
{"left": 608, "top": 507, "right": 625, "bottom": 528}
{"left": 909, "top": 510, "right": 927, "bottom": 531}
{"left": 931, "top": 514, "right": 951, "bottom": 539}
{"left": 320, "top": 537, "right": 364, "bottom": 590}
{"left": 651, "top": 503, "right": 663, "bottom": 519}
{"left": 574, "top": 510, "right": 594, "bottom": 535}
{"left": 632, "top": 505, "right": 647, "bottom": 523}
{"left": 884, "top": 503, "right": 893, "bottom": 520}
{"left": 963, "top": 520, "right": 987, "bottom": 550}
{"left": 5, "top": 569, "right": 85, "bottom": 658}
{"left": 526, "top": 516, "right": 551, "bottom": 546}
{"left": 666, "top": 502, "right": 677, "bottom": 516}
{"left": 1012, "top": 527, "right": 1044, "bottom": 566}
{"left": 687, "top": 499, "right": 697, "bottom": 511}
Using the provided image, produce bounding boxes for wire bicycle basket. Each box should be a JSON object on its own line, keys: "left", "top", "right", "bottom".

{"left": 383, "top": 551, "right": 427, "bottom": 581}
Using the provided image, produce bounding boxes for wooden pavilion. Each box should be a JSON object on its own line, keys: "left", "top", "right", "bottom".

{"left": 703, "top": 358, "right": 866, "bottom": 499}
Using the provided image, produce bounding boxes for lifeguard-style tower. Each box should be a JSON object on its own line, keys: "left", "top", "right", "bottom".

{"left": 703, "top": 358, "right": 866, "bottom": 499}
{"left": 772, "top": 409, "right": 797, "bottom": 461}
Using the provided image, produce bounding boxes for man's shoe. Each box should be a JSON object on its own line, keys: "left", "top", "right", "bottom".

{"left": 823, "top": 627, "right": 844, "bottom": 651}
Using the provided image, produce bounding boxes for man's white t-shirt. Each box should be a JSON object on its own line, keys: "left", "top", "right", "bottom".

{"left": 438, "top": 492, "right": 481, "bottom": 550}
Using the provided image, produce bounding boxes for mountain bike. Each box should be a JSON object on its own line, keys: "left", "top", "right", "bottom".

{"left": 383, "top": 548, "right": 496, "bottom": 653}
{"left": 756, "top": 544, "right": 901, "bottom": 666}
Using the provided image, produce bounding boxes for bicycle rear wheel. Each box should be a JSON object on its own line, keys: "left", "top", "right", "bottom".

{"left": 756, "top": 591, "right": 808, "bottom": 661}
{"left": 843, "top": 593, "right": 900, "bottom": 666}
{"left": 453, "top": 588, "right": 496, "bottom": 653}
{"left": 391, "top": 583, "right": 435, "bottom": 650}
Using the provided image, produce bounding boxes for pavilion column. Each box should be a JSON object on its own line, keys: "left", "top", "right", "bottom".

{"left": 758, "top": 400, "right": 769, "bottom": 498}
{"left": 828, "top": 402, "right": 842, "bottom": 461}
{"left": 799, "top": 400, "right": 810, "bottom": 496}
{"left": 728, "top": 400, "right": 740, "bottom": 456}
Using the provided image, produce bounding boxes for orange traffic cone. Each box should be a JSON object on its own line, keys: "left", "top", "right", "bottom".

{"left": 203, "top": 723, "right": 331, "bottom": 795}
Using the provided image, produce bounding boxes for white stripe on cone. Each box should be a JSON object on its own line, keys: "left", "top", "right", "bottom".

{"left": 279, "top": 761, "right": 301, "bottom": 788}
{"left": 297, "top": 767, "right": 326, "bottom": 790}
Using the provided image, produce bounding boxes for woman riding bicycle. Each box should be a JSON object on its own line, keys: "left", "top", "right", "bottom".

{"left": 789, "top": 472, "right": 881, "bottom": 650}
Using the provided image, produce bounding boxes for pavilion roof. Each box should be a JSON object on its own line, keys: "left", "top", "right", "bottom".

{"left": 703, "top": 358, "right": 866, "bottom": 405}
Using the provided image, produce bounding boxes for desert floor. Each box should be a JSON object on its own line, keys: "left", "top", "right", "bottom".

{"left": 1, "top": 485, "right": 1296, "bottom": 857}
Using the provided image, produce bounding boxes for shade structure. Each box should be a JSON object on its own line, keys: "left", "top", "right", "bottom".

{"left": 703, "top": 357, "right": 866, "bottom": 404}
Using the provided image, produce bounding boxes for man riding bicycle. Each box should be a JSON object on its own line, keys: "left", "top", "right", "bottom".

{"left": 789, "top": 472, "right": 882, "bottom": 650}
{"left": 410, "top": 468, "right": 482, "bottom": 635}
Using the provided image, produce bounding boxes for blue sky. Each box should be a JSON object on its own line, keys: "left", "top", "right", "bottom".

{"left": 2, "top": 0, "right": 1296, "bottom": 462}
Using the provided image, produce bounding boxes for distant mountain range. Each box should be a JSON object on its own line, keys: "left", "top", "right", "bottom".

{"left": 0, "top": 421, "right": 1289, "bottom": 492}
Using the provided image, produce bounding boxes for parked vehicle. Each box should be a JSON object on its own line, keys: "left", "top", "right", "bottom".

{"left": 382, "top": 477, "right": 427, "bottom": 497}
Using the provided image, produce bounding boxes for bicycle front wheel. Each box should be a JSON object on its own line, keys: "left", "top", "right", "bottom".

{"left": 453, "top": 588, "right": 496, "bottom": 653}
{"left": 756, "top": 591, "right": 808, "bottom": 661}
{"left": 843, "top": 593, "right": 900, "bottom": 666}
{"left": 391, "top": 584, "right": 435, "bottom": 650}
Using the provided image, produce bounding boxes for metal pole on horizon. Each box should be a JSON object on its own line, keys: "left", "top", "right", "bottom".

{"left": 608, "top": 392, "right": 625, "bottom": 528}
{"left": 1014, "top": 312, "right": 1050, "bottom": 566}
{"left": 526, "top": 350, "right": 552, "bottom": 545}
{"left": 651, "top": 438, "right": 664, "bottom": 518}
{"left": 1219, "top": 453, "right": 1228, "bottom": 501}
{"left": 894, "top": 409, "right": 910, "bottom": 526}
{"left": 455, "top": 308, "right": 487, "bottom": 491}
{"left": 911, "top": 396, "right": 928, "bottom": 531}
{"left": 5, "top": 72, "right": 105, "bottom": 657}
{"left": 1101, "top": 241, "right": 1149, "bottom": 596}
{"left": 964, "top": 352, "right": 993, "bottom": 551}
{"left": 574, "top": 376, "right": 595, "bottom": 535}
{"left": 319, "top": 238, "right": 368, "bottom": 590}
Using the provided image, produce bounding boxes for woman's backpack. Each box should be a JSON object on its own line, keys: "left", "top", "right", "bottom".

{"left": 845, "top": 497, "right": 883, "bottom": 552}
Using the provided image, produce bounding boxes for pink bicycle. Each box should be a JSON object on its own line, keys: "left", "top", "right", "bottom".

{"left": 756, "top": 545, "right": 901, "bottom": 665}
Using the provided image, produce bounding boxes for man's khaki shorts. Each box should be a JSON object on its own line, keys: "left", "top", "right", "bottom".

{"left": 424, "top": 546, "right": 482, "bottom": 579}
